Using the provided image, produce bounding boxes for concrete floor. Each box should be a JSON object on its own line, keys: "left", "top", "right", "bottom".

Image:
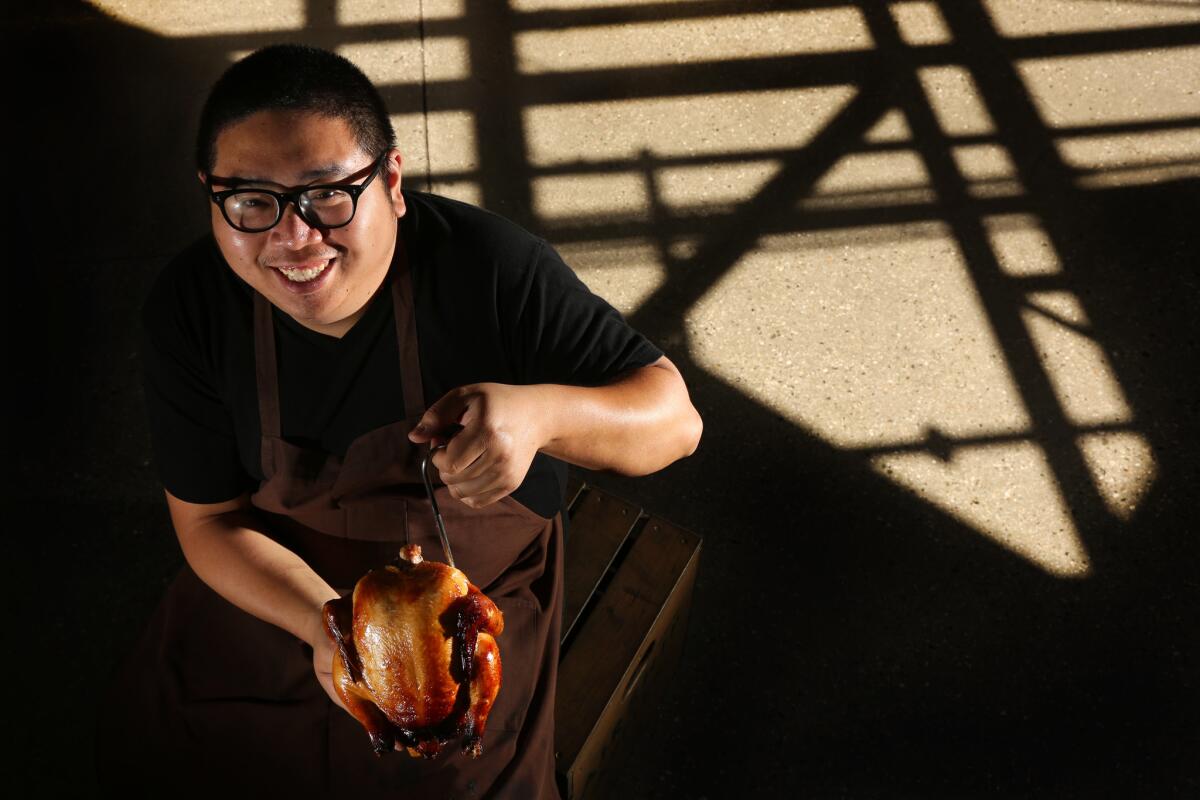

{"left": 11, "top": 1, "right": 1200, "bottom": 795}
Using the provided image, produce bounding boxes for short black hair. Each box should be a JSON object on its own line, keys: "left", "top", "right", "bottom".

{"left": 196, "top": 44, "right": 396, "bottom": 174}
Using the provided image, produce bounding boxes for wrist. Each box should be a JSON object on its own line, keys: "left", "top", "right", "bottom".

{"left": 305, "top": 595, "right": 337, "bottom": 647}
{"left": 525, "top": 383, "right": 565, "bottom": 452}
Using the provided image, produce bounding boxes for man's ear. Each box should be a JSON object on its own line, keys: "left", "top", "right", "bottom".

{"left": 385, "top": 149, "right": 406, "bottom": 217}
{"left": 197, "top": 169, "right": 208, "bottom": 186}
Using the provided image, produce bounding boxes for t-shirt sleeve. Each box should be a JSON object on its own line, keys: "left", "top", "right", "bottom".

{"left": 140, "top": 278, "right": 255, "bottom": 504}
{"left": 504, "top": 239, "right": 665, "bottom": 385}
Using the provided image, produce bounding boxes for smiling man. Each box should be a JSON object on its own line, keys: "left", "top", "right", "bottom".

{"left": 98, "top": 45, "right": 701, "bottom": 798}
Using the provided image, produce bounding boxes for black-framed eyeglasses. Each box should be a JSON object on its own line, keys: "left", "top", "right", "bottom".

{"left": 205, "top": 151, "right": 388, "bottom": 233}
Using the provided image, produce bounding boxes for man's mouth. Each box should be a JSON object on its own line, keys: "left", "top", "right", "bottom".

{"left": 274, "top": 257, "right": 334, "bottom": 283}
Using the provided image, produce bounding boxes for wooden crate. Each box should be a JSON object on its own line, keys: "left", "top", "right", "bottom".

{"left": 554, "top": 475, "right": 703, "bottom": 800}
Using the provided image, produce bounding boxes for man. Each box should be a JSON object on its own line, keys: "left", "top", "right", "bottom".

{"left": 97, "top": 44, "right": 701, "bottom": 799}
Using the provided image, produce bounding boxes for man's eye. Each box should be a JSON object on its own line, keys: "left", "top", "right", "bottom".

{"left": 234, "top": 195, "right": 271, "bottom": 209}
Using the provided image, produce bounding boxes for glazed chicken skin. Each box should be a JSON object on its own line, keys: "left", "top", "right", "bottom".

{"left": 322, "top": 544, "right": 504, "bottom": 758}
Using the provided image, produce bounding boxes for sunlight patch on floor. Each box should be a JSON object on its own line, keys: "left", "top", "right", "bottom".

{"left": 338, "top": 0, "right": 458, "bottom": 25}
{"left": 686, "top": 224, "right": 1031, "bottom": 448}
{"left": 559, "top": 239, "right": 666, "bottom": 316}
{"left": 683, "top": 222, "right": 1102, "bottom": 577}
{"left": 1060, "top": 127, "right": 1200, "bottom": 188}
{"left": 890, "top": 0, "right": 953, "bottom": 46}
{"left": 1078, "top": 431, "right": 1157, "bottom": 521}
{"left": 656, "top": 160, "right": 783, "bottom": 215}
{"left": 515, "top": 8, "right": 873, "bottom": 73}
{"left": 1020, "top": 301, "right": 1132, "bottom": 427}
{"left": 339, "top": 37, "right": 466, "bottom": 84}
{"left": 984, "top": 0, "right": 1200, "bottom": 36}
{"left": 864, "top": 109, "right": 914, "bottom": 142}
{"left": 802, "top": 150, "right": 937, "bottom": 210}
{"left": 874, "top": 441, "right": 1090, "bottom": 577}
{"left": 1017, "top": 47, "right": 1200, "bottom": 129}
{"left": 918, "top": 66, "right": 997, "bottom": 136}
{"left": 982, "top": 214, "right": 1063, "bottom": 277}
{"left": 533, "top": 172, "right": 648, "bottom": 221}
{"left": 523, "top": 87, "right": 858, "bottom": 165}
{"left": 87, "top": 0, "right": 305, "bottom": 35}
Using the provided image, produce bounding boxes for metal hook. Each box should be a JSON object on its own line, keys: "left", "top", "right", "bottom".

{"left": 420, "top": 443, "right": 455, "bottom": 568}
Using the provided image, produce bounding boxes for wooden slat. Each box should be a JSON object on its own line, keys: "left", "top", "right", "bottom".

{"left": 560, "top": 487, "right": 640, "bottom": 643}
{"left": 564, "top": 469, "right": 586, "bottom": 512}
{"left": 563, "top": 517, "right": 702, "bottom": 800}
{"left": 554, "top": 514, "right": 700, "bottom": 768}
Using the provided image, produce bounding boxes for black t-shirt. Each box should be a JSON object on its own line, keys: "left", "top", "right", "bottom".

{"left": 140, "top": 190, "right": 663, "bottom": 518}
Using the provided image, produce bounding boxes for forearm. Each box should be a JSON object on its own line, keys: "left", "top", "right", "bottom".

{"left": 172, "top": 499, "right": 338, "bottom": 648}
{"left": 534, "top": 360, "right": 703, "bottom": 475}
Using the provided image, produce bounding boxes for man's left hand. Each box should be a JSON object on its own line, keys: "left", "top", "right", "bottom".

{"left": 408, "top": 383, "right": 546, "bottom": 508}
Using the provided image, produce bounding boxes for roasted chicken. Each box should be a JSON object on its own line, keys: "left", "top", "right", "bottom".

{"left": 322, "top": 544, "right": 504, "bottom": 758}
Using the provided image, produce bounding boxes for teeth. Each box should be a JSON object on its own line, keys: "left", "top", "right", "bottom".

{"left": 279, "top": 260, "right": 330, "bottom": 282}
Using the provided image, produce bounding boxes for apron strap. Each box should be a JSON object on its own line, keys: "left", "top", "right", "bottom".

{"left": 253, "top": 291, "right": 282, "bottom": 476}
{"left": 391, "top": 232, "right": 427, "bottom": 421}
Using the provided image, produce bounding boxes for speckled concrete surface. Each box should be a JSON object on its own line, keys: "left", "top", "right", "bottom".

{"left": 12, "top": 1, "right": 1200, "bottom": 795}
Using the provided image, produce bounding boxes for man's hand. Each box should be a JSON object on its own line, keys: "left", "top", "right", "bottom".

{"left": 408, "top": 359, "right": 702, "bottom": 496}
{"left": 309, "top": 608, "right": 349, "bottom": 713}
{"left": 408, "top": 383, "right": 547, "bottom": 509}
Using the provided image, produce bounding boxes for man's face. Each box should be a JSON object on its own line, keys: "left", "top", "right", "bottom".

{"left": 205, "top": 110, "right": 406, "bottom": 337}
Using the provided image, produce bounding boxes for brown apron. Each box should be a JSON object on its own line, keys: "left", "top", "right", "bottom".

{"left": 98, "top": 236, "right": 564, "bottom": 800}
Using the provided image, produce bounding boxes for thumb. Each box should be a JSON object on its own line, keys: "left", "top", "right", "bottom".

{"left": 408, "top": 390, "right": 469, "bottom": 443}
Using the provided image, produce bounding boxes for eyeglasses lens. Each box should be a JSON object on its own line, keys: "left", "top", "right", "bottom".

{"left": 225, "top": 192, "right": 278, "bottom": 231}
{"left": 302, "top": 189, "right": 355, "bottom": 226}
{"left": 224, "top": 188, "right": 356, "bottom": 232}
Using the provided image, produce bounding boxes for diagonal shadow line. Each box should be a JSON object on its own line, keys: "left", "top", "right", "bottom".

{"left": 858, "top": 3, "right": 1116, "bottom": 546}
{"left": 627, "top": 83, "right": 896, "bottom": 344}
{"left": 935, "top": 0, "right": 1157, "bottom": 549}
{"left": 1021, "top": 301, "right": 1095, "bottom": 339}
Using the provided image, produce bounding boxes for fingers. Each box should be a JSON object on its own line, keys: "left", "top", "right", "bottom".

{"left": 314, "top": 662, "right": 349, "bottom": 712}
{"left": 440, "top": 449, "right": 526, "bottom": 508}
{"left": 445, "top": 471, "right": 516, "bottom": 508}
{"left": 408, "top": 389, "right": 471, "bottom": 444}
{"left": 454, "top": 485, "right": 514, "bottom": 509}
{"left": 408, "top": 383, "right": 538, "bottom": 508}
{"left": 433, "top": 426, "right": 489, "bottom": 479}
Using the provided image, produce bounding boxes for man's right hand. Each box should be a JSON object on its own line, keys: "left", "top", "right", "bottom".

{"left": 309, "top": 609, "right": 349, "bottom": 713}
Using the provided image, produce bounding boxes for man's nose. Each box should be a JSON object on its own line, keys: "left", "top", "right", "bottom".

{"left": 271, "top": 201, "right": 321, "bottom": 248}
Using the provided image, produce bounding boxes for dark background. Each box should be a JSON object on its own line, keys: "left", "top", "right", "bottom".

{"left": 10, "top": 2, "right": 1199, "bottom": 796}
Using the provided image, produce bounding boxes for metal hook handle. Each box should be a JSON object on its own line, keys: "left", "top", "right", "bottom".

{"left": 420, "top": 444, "right": 455, "bottom": 569}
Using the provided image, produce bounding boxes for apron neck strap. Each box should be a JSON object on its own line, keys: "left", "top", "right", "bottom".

{"left": 253, "top": 290, "right": 282, "bottom": 440}
{"left": 390, "top": 231, "right": 427, "bottom": 421}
